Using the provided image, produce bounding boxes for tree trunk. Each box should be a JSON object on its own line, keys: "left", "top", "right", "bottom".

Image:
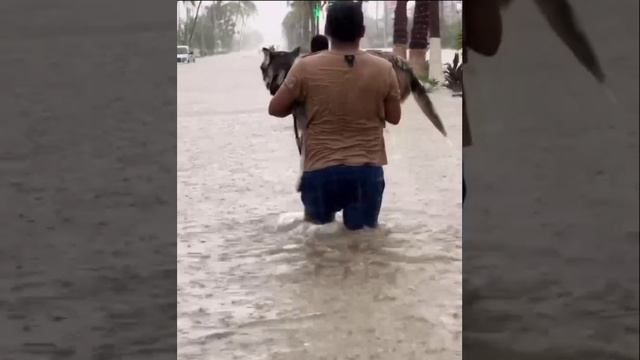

{"left": 393, "top": 0, "right": 408, "bottom": 59}
{"left": 177, "top": 3, "right": 182, "bottom": 43}
{"left": 302, "top": 3, "right": 310, "bottom": 47}
{"left": 313, "top": 1, "right": 320, "bottom": 35}
{"left": 211, "top": 4, "right": 216, "bottom": 54}
{"left": 188, "top": 1, "right": 203, "bottom": 47}
{"left": 312, "top": 2, "right": 317, "bottom": 35}
{"left": 428, "top": 1, "right": 444, "bottom": 82}
{"left": 375, "top": 1, "right": 379, "bottom": 41}
{"left": 409, "top": 0, "right": 430, "bottom": 77}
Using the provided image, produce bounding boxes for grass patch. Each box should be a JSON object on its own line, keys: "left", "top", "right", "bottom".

{"left": 417, "top": 73, "right": 440, "bottom": 88}
{"left": 426, "top": 78, "right": 440, "bottom": 87}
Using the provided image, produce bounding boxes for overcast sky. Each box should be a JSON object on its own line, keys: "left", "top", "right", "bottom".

{"left": 177, "top": 1, "right": 289, "bottom": 47}
{"left": 176, "top": 1, "right": 461, "bottom": 49}
{"left": 177, "top": 1, "right": 392, "bottom": 49}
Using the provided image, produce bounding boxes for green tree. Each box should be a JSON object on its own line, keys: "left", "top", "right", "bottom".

{"left": 208, "top": 1, "right": 238, "bottom": 52}
{"left": 283, "top": 1, "right": 322, "bottom": 51}
{"left": 441, "top": 20, "right": 462, "bottom": 50}
{"left": 179, "top": 1, "right": 257, "bottom": 55}
{"left": 282, "top": 1, "right": 367, "bottom": 51}
{"left": 282, "top": 7, "right": 305, "bottom": 51}
{"left": 187, "top": 1, "right": 204, "bottom": 46}
{"left": 225, "top": 1, "right": 257, "bottom": 43}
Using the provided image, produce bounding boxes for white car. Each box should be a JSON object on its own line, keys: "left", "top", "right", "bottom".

{"left": 177, "top": 45, "right": 195, "bottom": 64}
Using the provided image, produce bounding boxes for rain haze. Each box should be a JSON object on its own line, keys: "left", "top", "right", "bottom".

{"left": 251, "top": 1, "right": 289, "bottom": 48}
{"left": 177, "top": 1, "right": 290, "bottom": 49}
{"left": 176, "top": 1, "right": 430, "bottom": 51}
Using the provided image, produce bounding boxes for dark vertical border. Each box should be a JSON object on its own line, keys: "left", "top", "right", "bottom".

{"left": 0, "top": 1, "right": 177, "bottom": 359}
{"left": 463, "top": 0, "right": 639, "bottom": 359}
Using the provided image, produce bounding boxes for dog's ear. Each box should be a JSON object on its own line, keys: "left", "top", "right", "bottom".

{"left": 291, "top": 46, "right": 301, "bottom": 57}
{"left": 261, "top": 48, "right": 271, "bottom": 67}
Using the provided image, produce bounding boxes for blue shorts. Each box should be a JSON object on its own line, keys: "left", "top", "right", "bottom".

{"left": 300, "top": 165, "right": 385, "bottom": 230}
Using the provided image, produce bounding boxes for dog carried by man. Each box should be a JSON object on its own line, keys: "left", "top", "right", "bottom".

{"left": 260, "top": 36, "right": 448, "bottom": 193}
{"left": 260, "top": 45, "right": 447, "bottom": 151}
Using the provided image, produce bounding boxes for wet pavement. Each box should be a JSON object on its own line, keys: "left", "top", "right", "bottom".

{"left": 178, "top": 50, "right": 462, "bottom": 359}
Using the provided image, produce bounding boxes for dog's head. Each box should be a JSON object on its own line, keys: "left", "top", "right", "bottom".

{"left": 260, "top": 46, "right": 300, "bottom": 96}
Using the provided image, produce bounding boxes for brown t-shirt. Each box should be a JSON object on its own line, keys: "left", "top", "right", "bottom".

{"left": 282, "top": 50, "right": 400, "bottom": 172}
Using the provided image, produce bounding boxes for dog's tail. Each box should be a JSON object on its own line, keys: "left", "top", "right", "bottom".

{"left": 409, "top": 72, "right": 447, "bottom": 137}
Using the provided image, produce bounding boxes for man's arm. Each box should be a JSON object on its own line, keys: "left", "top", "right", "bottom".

{"left": 384, "top": 95, "right": 401, "bottom": 125}
{"left": 268, "top": 86, "right": 297, "bottom": 118}
{"left": 464, "top": 0, "right": 503, "bottom": 57}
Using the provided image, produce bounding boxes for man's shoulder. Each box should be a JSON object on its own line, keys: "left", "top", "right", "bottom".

{"left": 299, "top": 50, "right": 329, "bottom": 62}
{"left": 300, "top": 50, "right": 327, "bottom": 58}
{"left": 294, "top": 51, "right": 325, "bottom": 68}
{"left": 296, "top": 51, "right": 340, "bottom": 72}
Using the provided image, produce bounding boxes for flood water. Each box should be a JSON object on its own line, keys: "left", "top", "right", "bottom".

{"left": 462, "top": 1, "right": 639, "bottom": 359}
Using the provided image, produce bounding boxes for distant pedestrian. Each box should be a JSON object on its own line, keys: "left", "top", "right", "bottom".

{"left": 310, "top": 34, "right": 329, "bottom": 53}
{"left": 268, "top": 2, "right": 401, "bottom": 230}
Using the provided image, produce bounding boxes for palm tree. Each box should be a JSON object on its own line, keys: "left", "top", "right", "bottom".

{"left": 187, "top": 1, "right": 203, "bottom": 47}
{"left": 226, "top": 1, "right": 257, "bottom": 44}
{"left": 184, "top": 1, "right": 257, "bottom": 54}
{"left": 283, "top": 1, "right": 323, "bottom": 50}
{"left": 392, "top": 0, "right": 408, "bottom": 59}
{"left": 455, "top": 29, "right": 462, "bottom": 50}
{"left": 408, "top": 0, "right": 430, "bottom": 77}
{"left": 375, "top": 1, "right": 379, "bottom": 39}
{"left": 282, "top": 3, "right": 306, "bottom": 50}
{"left": 286, "top": 1, "right": 309, "bottom": 49}
{"left": 444, "top": 52, "right": 462, "bottom": 94}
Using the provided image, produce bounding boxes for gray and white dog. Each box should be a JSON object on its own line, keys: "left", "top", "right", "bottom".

{"left": 260, "top": 46, "right": 448, "bottom": 145}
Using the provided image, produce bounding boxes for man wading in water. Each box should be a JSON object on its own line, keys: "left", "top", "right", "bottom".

{"left": 268, "top": 2, "right": 402, "bottom": 230}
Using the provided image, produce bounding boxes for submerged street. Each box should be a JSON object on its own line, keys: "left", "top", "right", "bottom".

{"left": 177, "top": 49, "right": 462, "bottom": 360}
